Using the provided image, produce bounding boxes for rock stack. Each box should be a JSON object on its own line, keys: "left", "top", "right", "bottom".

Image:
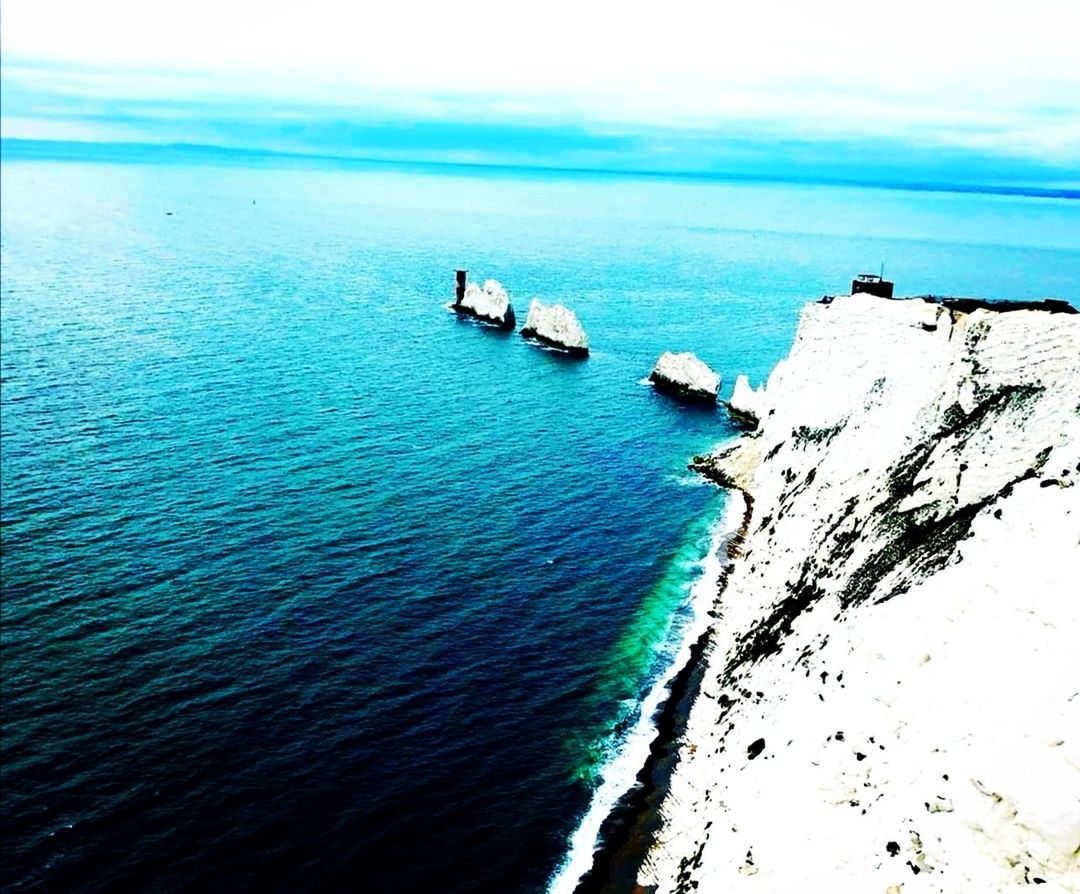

{"left": 453, "top": 278, "right": 516, "bottom": 330}
{"left": 726, "top": 374, "right": 767, "bottom": 426}
{"left": 649, "top": 351, "right": 720, "bottom": 403}
{"left": 520, "top": 299, "right": 589, "bottom": 356}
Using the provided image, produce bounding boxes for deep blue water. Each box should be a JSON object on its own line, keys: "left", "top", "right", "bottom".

{"left": 2, "top": 146, "right": 1078, "bottom": 893}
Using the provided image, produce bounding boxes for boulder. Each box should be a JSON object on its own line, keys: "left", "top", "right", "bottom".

{"left": 454, "top": 279, "right": 516, "bottom": 330}
{"left": 520, "top": 299, "right": 589, "bottom": 356}
{"left": 727, "top": 373, "right": 767, "bottom": 427}
{"left": 649, "top": 351, "right": 720, "bottom": 402}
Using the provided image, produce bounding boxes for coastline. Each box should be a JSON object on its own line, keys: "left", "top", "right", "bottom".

{"left": 547, "top": 496, "right": 748, "bottom": 894}
{"left": 572, "top": 294, "right": 1080, "bottom": 892}
{"left": 5, "top": 144, "right": 1078, "bottom": 894}
{"left": 568, "top": 493, "right": 754, "bottom": 894}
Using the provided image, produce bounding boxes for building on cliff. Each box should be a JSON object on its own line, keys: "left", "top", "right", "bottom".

{"left": 851, "top": 273, "right": 895, "bottom": 298}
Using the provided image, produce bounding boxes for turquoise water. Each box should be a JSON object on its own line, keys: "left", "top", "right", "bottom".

{"left": 2, "top": 146, "right": 1078, "bottom": 893}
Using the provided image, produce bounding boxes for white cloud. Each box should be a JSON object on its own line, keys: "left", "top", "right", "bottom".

{"left": 0, "top": 114, "right": 140, "bottom": 143}
{"left": 2, "top": 0, "right": 1078, "bottom": 159}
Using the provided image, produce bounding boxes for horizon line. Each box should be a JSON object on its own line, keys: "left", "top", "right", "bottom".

{"left": 2, "top": 137, "right": 1079, "bottom": 202}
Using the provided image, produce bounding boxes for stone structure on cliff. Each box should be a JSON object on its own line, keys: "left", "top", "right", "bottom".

{"left": 520, "top": 299, "right": 589, "bottom": 356}
{"left": 590, "top": 294, "right": 1080, "bottom": 894}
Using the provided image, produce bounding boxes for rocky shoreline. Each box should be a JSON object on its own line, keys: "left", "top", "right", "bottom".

{"left": 577, "top": 294, "right": 1080, "bottom": 893}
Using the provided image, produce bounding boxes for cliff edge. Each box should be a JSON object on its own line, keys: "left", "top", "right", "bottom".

{"left": 629, "top": 295, "right": 1080, "bottom": 892}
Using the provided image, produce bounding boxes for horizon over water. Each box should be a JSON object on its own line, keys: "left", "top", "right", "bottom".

{"left": 2, "top": 142, "right": 1078, "bottom": 893}
{"left": 5, "top": 139, "right": 1080, "bottom": 200}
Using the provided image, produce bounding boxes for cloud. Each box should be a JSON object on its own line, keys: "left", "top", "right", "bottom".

{"left": 2, "top": 0, "right": 1078, "bottom": 169}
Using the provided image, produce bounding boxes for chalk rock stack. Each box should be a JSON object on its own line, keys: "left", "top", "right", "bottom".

{"left": 454, "top": 279, "right": 516, "bottom": 330}
{"left": 649, "top": 352, "right": 720, "bottom": 402}
{"left": 726, "top": 373, "right": 768, "bottom": 426}
{"left": 520, "top": 299, "right": 589, "bottom": 356}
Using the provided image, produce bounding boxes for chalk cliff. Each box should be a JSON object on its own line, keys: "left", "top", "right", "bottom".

{"left": 616, "top": 295, "right": 1080, "bottom": 893}
{"left": 455, "top": 279, "right": 516, "bottom": 329}
{"left": 650, "top": 352, "right": 721, "bottom": 403}
{"left": 521, "top": 299, "right": 589, "bottom": 356}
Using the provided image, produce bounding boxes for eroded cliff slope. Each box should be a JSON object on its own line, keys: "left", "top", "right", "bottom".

{"left": 640, "top": 295, "right": 1080, "bottom": 893}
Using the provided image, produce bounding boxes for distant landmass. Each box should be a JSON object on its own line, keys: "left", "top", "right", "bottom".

{"left": 3, "top": 138, "right": 1078, "bottom": 201}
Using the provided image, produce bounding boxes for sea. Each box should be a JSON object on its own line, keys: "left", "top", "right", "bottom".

{"left": 2, "top": 141, "right": 1078, "bottom": 893}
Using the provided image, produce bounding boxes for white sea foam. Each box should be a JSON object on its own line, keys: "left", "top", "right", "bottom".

{"left": 546, "top": 493, "right": 746, "bottom": 894}
{"left": 666, "top": 474, "right": 712, "bottom": 488}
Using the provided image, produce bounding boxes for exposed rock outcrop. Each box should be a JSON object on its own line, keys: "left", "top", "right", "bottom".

{"left": 596, "top": 294, "right": 1080, "bottom": 893}
{"left": 690, "top": 435, "right": 763, "bottom": 492}
{"left": 726, "top": 374, "right": 767, "bottom": 427}
{"left": 520, "top": 299, "right": 589, "bottom": 356}
{"left": 453, "top": 279, "right": 516, "bottom": 329}
{"left": 650, "top": 352, "right": 720, "bottom": 403}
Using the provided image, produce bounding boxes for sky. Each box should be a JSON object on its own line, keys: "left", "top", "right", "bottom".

{"left": 2, "top": 0, "right": 1079, "bottom": 185}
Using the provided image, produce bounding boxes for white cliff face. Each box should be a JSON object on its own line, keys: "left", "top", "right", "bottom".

{"left": 635, "top": 295, "right": 1080, "bottom": 893}
{"left": 727, "top": 373, "right": 767, "bottom": 426}
{"left": 457, "top": 279, "right": 515, "bottom": 328}
{"left": 650, "top": 352, "right": 721, "bottom": 401}
{"left": 520, "top": 299, "right": 589, "bottom": 354}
